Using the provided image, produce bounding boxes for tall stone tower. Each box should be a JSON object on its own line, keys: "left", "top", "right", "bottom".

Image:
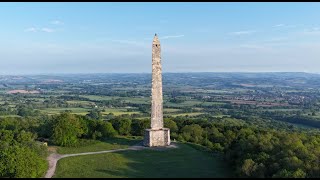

{"left": 143, "top": 34, "right": 170, "bottom": 147}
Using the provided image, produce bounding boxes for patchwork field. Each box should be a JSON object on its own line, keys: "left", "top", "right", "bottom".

{"left": 80, "top": 95, "right": 150, "bottom": 105}
{"left": 39, "top": 107, "right": 141, "bottom": 116}
{"left": 40, "top": 108, "right": 91, "bottom": 115}
{"left": 101, "top": 108, "right": 141, "bottom": 116}
{"left": 171, "top": 112, "right": 204, "bottom": 117}
{"left": 80, "top": 95, "right": 115, "bottom": 101}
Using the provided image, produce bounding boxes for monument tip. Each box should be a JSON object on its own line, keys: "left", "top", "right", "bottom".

{"left": 153, "top": 33, "right": 160, "bottom": 44}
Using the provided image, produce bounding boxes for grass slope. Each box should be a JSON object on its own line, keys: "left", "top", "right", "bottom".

{"left": 54, "top": 142, "right": 232, "bottom": 178}
{"left": 57, "top": 136, "right": 142, "bottom": 154}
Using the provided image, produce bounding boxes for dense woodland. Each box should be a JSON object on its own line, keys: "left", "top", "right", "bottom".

{"left": 1, "top": 112, "right": 319, "bottom": 178}
{"left": 1, "top": 73, "right": 320, "bottom": 178}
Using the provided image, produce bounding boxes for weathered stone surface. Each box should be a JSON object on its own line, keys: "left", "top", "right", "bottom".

{"left": 143, "top": 128, "right": 170, "bottom": 147}
{"left": 143, "top": 34, "right": 170, "bottom": 147}
{"left": 151, "top": 34, "right": 163, "bottom": 129}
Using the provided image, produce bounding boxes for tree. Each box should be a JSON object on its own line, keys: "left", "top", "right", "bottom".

{"left": 52, "top": 112, "right": 85, "bottom": 147}
{"left": 98, "top": 122, "right": 117, "bottom": 138}
{"left": 111, "top": 118, "right": 132, "bottom": 136}
{"left": 131, "top": 119, "right": 150, "bottom": 136}
{"left": 241, "top": 159, "right": 257, "bottom": 177}
{"left": 86, "top": 109, "right": 102, "bottom": 120}
{"left": 0, "top": 145, "right": 47, "bottom": 178}
{"left": 36, "top": 118, "right": 54, "bottom": 138}
{"left": 105, "top": 113, "right": 114, "bottom": 120}
{"left": 0, "top": 130, "right": 47, "bottom": 178}
{"left": 211, "top": 142, "right": 224, "bottom": 152}
{"left": 91, "top": 131, "right": 102, "bottom": 140}
{"left": 16, "top": 106, "right": 35, "bottom": 117}
{"left": 164, "top": 118, "right": 178, "bottom": 133}
{"left": 180, "top": 124, "right": 204, "bottom": 143}
{"left": 164, "top": 118, "right": 179, "bottom": 139}
{"left": 16, "top": 130, "right": 36, "bottom": 145}
{"left": 292, "top": 169, "right": 306, "bottom": 178}
{"left": 273, "top": 169, "right": 292, "bottom": 178}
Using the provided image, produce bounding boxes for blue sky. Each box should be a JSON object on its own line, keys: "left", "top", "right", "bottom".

{"left": 0, "top": 2, "right": 320, "bottom": 74}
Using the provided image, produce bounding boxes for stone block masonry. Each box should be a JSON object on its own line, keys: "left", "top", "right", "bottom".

{"left": 143, "top": 34, "right": 170, "bottom": 147}
{"left": 143, "top": 128, "right": 170, "bottom": 147}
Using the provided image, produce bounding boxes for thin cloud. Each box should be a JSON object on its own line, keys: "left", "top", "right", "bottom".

{"left": 229, "top": 30, "right": 256, "bottom": 35}
{"left": 25, "top": 27, "right": 37, "bottom": 32}
{"left": 263, "top": 37, "right": 288, "bottom": 42}
{"left": 273, "top": 24, "right": 297, "bottom": 28}
{"left": 111, "top": 40, "right": 147, "bottom": 47}
{"left": 239, "top": 44, "right": 266, "bottom": 50}
{"left": 41, "top": 28, "right": 55, "bottom": 33}
{"left": 302, "top": 27, "right": 320, "bottom": 35}
{"left": 25, "top": 27, "right": 56, "bottom": 33}
{"left": 51, "top": 20, "right": 63, "bottom": 25}
{"left": 274, "top": 24, "right": 285, "bottom": 27}
{"left": 161, "top": 35, "right": 185, "bottom": 39}
{"left": 112, "top": 40, "right": 139, "bottom": 44}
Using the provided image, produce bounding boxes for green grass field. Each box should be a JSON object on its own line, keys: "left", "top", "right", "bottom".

{"left": 40, "top": 108, "right": 90, "bottom": 115}
{"left": 302, "top": 112, "right": 320, "bottom": 119}
{"left": 66, "top": 100, "right": 92, "bottom": 106}
{"left": 200, "top": 102, "right": 226, "bottom": 106}
{"left": 262, "top": 108, "right": 301, "bottom": 112}
{"left": 188, "top": 89, "right": 230, "bottom": 94}
{"left": 80, "top": 95, "right": 115, "bottom": 101}
{"left": 24, "top": 97, "right": 46, "bottom": 102}
{"left": 164, "top": 101, "right": 202, "bottom": 108}
{"left": 213, "top": 115, "right": 231, "bottom": 118}
{"left": 179, "top": 100, "right": 202, "bottom": 106}
{"left": 164, "top": 102, "right": 186, "bottom": 108}
{"left": 171, "top": 112, "right": 204, "bottom": 117}
{"left": 101, "top": 108, "right": 141, "bottom": 116}
{"left": 163, "top": 108, "right": 180, "bottom": 113}
{"left": 57, "top": 136, "right": 142, "bottom": 154}
{"left": 123, "top": 97, "right": 149, "bottom": 105}
{"left": 54, "top": 142, "right": 232, "bottom": 178}
{"left": 164, "top": 100, "right": 218, "bottom": 108}
{"left": 39, "top": 107, "right": 140, "bottom": 116}
{"left": 0, "top": 115, "right": 21, "bottom": 118}
{"left": 80, "top": 95, "right": 150, "bottom": 105}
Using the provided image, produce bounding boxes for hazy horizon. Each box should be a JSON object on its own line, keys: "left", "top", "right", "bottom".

{"left": 1, "top": 71, "right": 320, "bottom": 76}
{"left": 1, "top": 2, "right": 320, "bottom": 74}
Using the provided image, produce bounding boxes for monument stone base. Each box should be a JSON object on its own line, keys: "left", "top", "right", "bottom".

{"left": 143, "top": 128, "right": 170, "bottom": 147}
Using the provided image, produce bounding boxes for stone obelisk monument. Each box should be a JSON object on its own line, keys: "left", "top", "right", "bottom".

{"left": 143, "top": 34, "right": 170, "bottom": 147}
